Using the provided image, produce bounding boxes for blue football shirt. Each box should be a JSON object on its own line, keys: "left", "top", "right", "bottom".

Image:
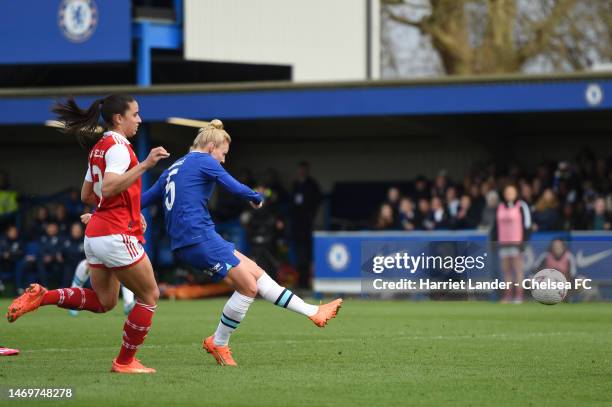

{"left": 141, "top": 151, "right": 263, "bottom": 250}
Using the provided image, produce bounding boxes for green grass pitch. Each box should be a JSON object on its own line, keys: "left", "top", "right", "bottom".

{"left": 1, "top": 298, "right": 611, "bottom": 406}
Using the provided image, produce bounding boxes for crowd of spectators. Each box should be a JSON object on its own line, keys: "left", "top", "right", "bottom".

{"left": 372, "top": 154, "right": 612, "bottom": 232}
{"left": 0, "top": 187, "right": 89, "bottom": 294}
{"left": 2, "top": 151, "right": 612, "bottom": 294}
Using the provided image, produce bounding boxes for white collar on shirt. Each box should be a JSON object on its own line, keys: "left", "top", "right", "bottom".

{"left": 103, "top": 131, "right": 131, "bottom": 145}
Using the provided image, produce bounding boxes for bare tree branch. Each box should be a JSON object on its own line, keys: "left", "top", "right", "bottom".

{"left": 383, "top": 0, "right": 609, "bottom": 76}
{"left": 383, "top": 7, "right": 426, "bottom": 29}
{"left": 517, "top": 0, "right": 578, "bottom": 64}
{"left": 382, "top": 0, "right": 431, "bottom": 10}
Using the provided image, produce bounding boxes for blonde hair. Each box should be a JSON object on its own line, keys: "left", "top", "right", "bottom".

{"left": 191, "top": 119, "right": 231, "bottom": 150}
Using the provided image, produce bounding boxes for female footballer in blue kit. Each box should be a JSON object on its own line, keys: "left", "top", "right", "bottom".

{"left": 141, "top": 120, "right": 342, "bottom": 366}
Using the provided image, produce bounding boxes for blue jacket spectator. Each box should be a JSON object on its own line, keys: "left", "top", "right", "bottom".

{"left": 0, "top": 225, "right": 23, "bottom": 293}
{"left": 37, "top": 222, "right": 64, "bottom": 288}
{"left": 62, "top": 222, "right": 86, "bottom": 287}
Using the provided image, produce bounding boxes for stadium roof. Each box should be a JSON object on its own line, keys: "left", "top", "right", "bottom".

{"left": 0, "top": 71, "right": 610, "bottom": 125}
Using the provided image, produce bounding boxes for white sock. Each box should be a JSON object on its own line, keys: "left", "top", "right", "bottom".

{"left": 256, "top": 273, "right": 318, "bottom": 317}
{"left": 121, "top": 286, "right": 135, "bottom": 305}
{"left": 213, "top": 291, "right": 254, "bottom": 346}
{"left": 71, "top": 260, "right": 90, "bottom": 287}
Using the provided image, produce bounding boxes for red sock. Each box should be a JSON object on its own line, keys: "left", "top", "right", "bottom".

{"left": 41, "top": 288, "right": 105, "bottom": 313}
{"left": 116, "top": 302, "right": 156, "bottom": 365}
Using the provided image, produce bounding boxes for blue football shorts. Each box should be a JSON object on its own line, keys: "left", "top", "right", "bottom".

{"left": 174, "top": 230, "right": 241, "bottom": 282}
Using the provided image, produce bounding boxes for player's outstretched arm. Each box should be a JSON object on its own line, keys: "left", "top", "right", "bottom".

{"left": 102, "top": 147, "right": 169, "bottom": 198}
{"left": 207, "top": 160, "right": 263, "bottom": 205}
{"left": 217, "top": 172, "right": 263, "bottom": 206}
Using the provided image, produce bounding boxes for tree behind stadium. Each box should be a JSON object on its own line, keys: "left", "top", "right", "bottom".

{"left": 382, "top": 0, "right": 612, "bottom": 75}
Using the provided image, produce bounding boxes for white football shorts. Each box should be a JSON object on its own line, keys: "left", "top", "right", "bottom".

{"left": 84, "top": 234, "right": 146, "bottom": 270}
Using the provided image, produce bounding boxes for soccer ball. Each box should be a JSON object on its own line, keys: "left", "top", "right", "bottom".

{"left": 531, "top": 268, "right": 568, "bottom": 305}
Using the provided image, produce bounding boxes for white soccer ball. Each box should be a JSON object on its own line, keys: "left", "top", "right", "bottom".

{"left": 531, "top": 268, "right": 568, "bottom": 305}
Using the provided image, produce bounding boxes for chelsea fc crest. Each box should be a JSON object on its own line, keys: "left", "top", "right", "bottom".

{"left": 58, "top": 0, "right": 98, "bottom": 43}
{"left": 327, "top": 243, "right": 350, "bottom": 272}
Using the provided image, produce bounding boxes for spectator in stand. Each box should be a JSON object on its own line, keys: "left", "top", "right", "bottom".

{"left": 64, "top": 187, "right": 85, "bottom": 222}
{"left": 372, "top": 203, "right": 397, "bottom": 231}
{"left": 412, "top": 175, "right": 430, "bottom": 202}
{"left": 62, "top": 222, "right": 85, "bottom": 287}
{"left": 52, "top": 203, "right": 71, "bottom": 237}
{"left": 445, "top": 186, "right": 460, "bottom": 219}
{"left": 29, "top": 206, "right": 50, "bottom": 240}
{"left": 16, "top": 241, "right": 38, "bottom": 294}
{"left": 0, "top": 171, "right": 18, "bottom": 231}
{"left": 470, "top": 183, "right": 486, "bottom": 217}
{"left": 398, "top": 197, "right": 416, "bottom": 231}
{"left": 561, "top": 203, "right": 576, "bottom": 231}
{"left": 37, "top": 222, "right": 64, "bottom": 288}
{"left": 0, "top": 225, "right": 23, "bottom": 293}
{"left": 262, "top": 168, "right": 289, "bottom": 213}
{"left": 243, "top": 187, "right": 285, "bottom": 277}
{"left": 415, "top": 198, "right": 433, "bottom": 230}
{"left": 479, "top": 190, "right": 499, "bottom": 230}
{"left": 532, "top": 177, "right": 542, "bottom": 200}
{"left": 431, "top": 170, "right": 448, "bottom": 198}
{"left": 385, "top": 187, "right": 401, "bottom": 221}
{"left": 430, "top": 196, "right": 448, "bottom": 230}
{"left": 290, "top": 161, "right": 322, "bottom": 288}
{"left": 593, "top": 159, "right": 609, "bottom": 193}
{"left": 461, "top": 175, "right": 473, "bottom": 195}
{"left": 572, "top": 201, "right": 589, "bottom": 230}
{"left": 590, "top": 197, "right": 611, "bottom": 230}
{"left": 582, "top": 179, "right": 598, "bottom": 211}
{"left": 455, "top": 195, "right": 480, "bottom": 229}
{"left": 606, "top": 193, "right": 612, "bottom": 214}
{"left": 533, "top": 188, "right": 560, "bottom": 231}
{"left": 519, "top": 181, "right": 534, "bottom": 208}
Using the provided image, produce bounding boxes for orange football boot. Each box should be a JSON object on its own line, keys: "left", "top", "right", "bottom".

{"left": 203, "top": 335, "right": 237, "bottom": 366}
{"left": 6, "top": 284, "right": 48, "bottom": 323}
{"left": 111, "top": 358, "right": 156, "bottom": 374}
{"left": 309, "top": 298, "right": 343, "bottom": 327}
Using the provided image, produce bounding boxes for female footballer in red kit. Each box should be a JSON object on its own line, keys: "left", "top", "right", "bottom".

{"left": 6, "top": 95, "right": 169, "bottom": 373}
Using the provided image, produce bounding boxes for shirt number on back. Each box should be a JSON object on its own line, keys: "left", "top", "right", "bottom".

{"left": 164, "top": 168, "right": 179, "bottom": 211}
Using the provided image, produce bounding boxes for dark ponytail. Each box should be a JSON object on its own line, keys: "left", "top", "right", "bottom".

{"left": 52, "top": 94, "right": 135, "bottom": 149}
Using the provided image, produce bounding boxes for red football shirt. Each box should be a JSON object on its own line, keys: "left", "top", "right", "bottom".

{"left": 84, "top": 131, "right": 143, "bottom": 241}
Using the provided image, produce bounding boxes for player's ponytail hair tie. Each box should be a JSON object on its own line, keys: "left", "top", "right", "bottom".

{"left": 209, "top": 119, "right": 224, "bottom": 130}
{"left": 192, "top": 119, "right": 231, "bottom": 150}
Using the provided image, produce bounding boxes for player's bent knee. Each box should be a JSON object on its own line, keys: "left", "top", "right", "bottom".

{"left": 237, "top": 283, "right": 257, "bottom": 298}
{"left": 152, "top": 286, "right": 160, "bottom": 303}
{"left": 139, "top": 286, "right": 160, "bottom": 306}
{"left": 99, "top": 297, "right": 118, "bottom": 312}
{"left": 245, "top": 261, "right": 264, "bottom": 279}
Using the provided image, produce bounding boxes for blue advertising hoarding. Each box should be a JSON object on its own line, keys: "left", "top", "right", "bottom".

{"left": 314, "top": 231, "right": 612, "bottom": 294}
{"left": 0, "top": 0, "right": 131, "bottom": 64}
